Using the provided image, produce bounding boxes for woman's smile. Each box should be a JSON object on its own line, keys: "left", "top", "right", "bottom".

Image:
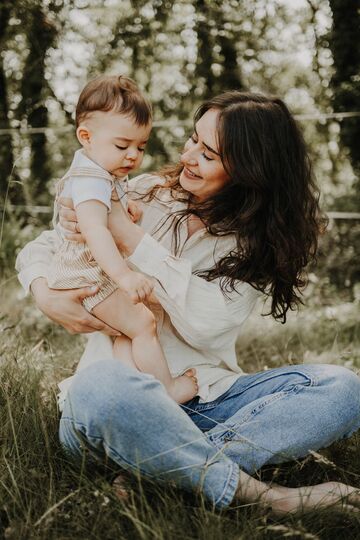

{"left": 183, "top": 167, "right": 202, "bottom": 179}
{"left": 179, "top": 108, "right": 230, "bottom": 202}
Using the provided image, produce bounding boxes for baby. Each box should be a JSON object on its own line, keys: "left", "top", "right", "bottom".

{"left": 47, "top": 75, "right": 197, "bottom": 403}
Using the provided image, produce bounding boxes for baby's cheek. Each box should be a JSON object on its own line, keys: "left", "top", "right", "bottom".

{"left": 136, "top": 155, "right": 144, "bottom": 168}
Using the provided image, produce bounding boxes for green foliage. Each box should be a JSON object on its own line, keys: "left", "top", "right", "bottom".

{"left": 0, "top": 0, "right": 357, "bottom": 296}
{"left": 329, "top": 0, "right": 360, "bottom": 191}
{"left": 0, "top": 0, "right": 358, "bottom": 208}
{"left": 316, "top": 221, "right": 360, "bottom": 297}
{"left": 0, "top": 210, "right": 46, "bottom": 278}
{"left": 1, "top": 4, "right": 359, "bottom": 536}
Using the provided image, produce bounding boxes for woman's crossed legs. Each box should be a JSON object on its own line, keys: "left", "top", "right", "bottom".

{"left": 59, "top": 359, "right": 360, "bottom": 515}
{"left": 183, "top": 363, "right": 360, "bottom": 473}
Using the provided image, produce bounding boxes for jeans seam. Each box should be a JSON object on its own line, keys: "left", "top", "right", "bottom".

{"left": 208, "top": 389, "right": 296, "bottom": 445}
{"left": 192, "top": 369, "right": 317, "bottom": 413}
{"left": 309, "top": 375, "right": 318, "bottom": 386}
{"left": 103, "top": 442, "right": 157, "bottom": 480}
{"left": 66, "top": 420, "right": 162, "bottom": 480}
{"left": 62, "top": 418, "right": 239, "bottom": 505}
{"left": 209, "top": 376, "right": 320, "bottom": 447}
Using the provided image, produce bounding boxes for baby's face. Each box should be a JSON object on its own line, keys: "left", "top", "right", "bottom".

{"left": 79, "top": 111, "right": 152, "bottom": 178}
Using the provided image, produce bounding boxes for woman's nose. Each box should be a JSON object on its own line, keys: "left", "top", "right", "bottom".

{"left": 180, "top": 147, "right": 198, "bottom": 165}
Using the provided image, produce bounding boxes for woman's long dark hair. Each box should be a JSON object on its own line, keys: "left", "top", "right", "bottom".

{"left": 137, "top": 91, "right": 324, "bottom": 322}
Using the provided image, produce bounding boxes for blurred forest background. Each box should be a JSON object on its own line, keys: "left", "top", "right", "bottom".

{"left": 0, "top": 0, "right": 359, "bottom": 301}
{"left": 1, "top": 2, "right": 360, "bottom": 538}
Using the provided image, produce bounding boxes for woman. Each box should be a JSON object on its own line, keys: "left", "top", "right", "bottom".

{"left": 16, "top": 91, "right": 360, "bottom": 515}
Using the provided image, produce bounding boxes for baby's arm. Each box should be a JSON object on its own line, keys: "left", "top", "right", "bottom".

{"left": 76, "top": 200, "right": 153, "bottom": 303}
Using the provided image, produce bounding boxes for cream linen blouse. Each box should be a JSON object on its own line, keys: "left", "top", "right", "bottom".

{"left": 16, "top": 173, "right": 260, "bottom": 409}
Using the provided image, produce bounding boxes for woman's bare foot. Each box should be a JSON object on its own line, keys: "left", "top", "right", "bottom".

{"left": 263, "top": 481, "right": 360, "bottom": 516}
{"left": 235, "top": 469, "right": 360, "bottom": 516}
{"left": 113, "top": 473, "right": 132, "bottom": 501}
{"left": 167, "top": 368, "right": 198, "bottom": 404}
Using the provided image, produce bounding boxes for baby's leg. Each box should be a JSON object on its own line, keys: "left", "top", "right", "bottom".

{"left": 92, "top": 290, "right": 198, "bottom": 403}
{"left": 113, "top": 335, "right": 134, "bottom": 368}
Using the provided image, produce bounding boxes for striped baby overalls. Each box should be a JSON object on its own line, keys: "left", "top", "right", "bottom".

{"left": 47, "top": 166, "right": 127, "bottom": 312}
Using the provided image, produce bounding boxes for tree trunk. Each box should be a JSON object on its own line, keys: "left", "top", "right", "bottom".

{"left": 193, "top": 0, "right": 216, "bottom": 99}
{"left": 329, "top": 0, "right": 360, "bottom": 197}
{"left": 0, "top": 2, "right": 18, "bottom": 205}
{"left": 17, "top": 4, "right": 57, "bottom": 205}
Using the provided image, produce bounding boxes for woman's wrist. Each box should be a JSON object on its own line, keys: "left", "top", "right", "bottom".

{"left": 106, "top": 199, "right": 145, "bottom": 256}
{"left": 30, "top": 277, "right": 49, "bottom": 298}
{"left": 112, "top": 219, "right": 145, "bottom": 257}
{"left": 30, "top": 277, "right": 52, "bottom": 311}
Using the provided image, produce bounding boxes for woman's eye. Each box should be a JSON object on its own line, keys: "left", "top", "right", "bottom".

{"left": 190, "top": 135, "right": 197, "bottom": 144}
{"left": 202, "top": 152, "right": 213, "bottom": 161}
{"left": 115, "top": 145, "right": 127, "bottom": 150}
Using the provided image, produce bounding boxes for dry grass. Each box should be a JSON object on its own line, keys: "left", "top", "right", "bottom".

{"left": 0, "top": 283, "right": 360, "bottom": 539}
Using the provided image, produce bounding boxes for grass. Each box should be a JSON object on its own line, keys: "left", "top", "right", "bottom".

{"left": 0, "top": 282, "right": 360, "bottom": 539}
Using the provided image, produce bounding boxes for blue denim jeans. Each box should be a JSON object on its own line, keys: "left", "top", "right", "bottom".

{"left": 59, "top": 360, "right": 360, "bottom": 508}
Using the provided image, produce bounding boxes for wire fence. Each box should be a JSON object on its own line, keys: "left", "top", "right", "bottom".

{"left": 0, "top": 111, "right": 359, "bottom": 136}
{"left": 1, "top": 109, "right": 359, "bottom": 219}
{"left": 2, "top": 204, "right": 360, "bottom": 220}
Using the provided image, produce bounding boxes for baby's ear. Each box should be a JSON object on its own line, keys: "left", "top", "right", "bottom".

{"left": 76, "top": 125, "right": 91, "bottom": 147}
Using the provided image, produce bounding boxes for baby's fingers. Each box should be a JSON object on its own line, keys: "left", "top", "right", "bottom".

{"left": 143, "top": 282, "right": 154, "bottom": 298}
{"left": 127, "top": 289, "right": 141, "bottom": 304}
{"left": 136, "top": 286, "right": 148, "bottom": 303}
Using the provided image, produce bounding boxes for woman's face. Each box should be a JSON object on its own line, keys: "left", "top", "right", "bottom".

{"left": 179, "top": 108, "right": 230, "bottom": 202}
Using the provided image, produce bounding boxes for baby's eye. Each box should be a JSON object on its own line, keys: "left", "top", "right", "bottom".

{"left": 138, "top": 147, "right": 146, "bottom": 152}
{"left": 115, "top": 144, "right": 127, "bottom": 150}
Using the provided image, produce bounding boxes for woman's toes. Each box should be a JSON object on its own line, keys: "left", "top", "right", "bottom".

{"left": 112, "top": 473, "right": 131, "bottom": 501}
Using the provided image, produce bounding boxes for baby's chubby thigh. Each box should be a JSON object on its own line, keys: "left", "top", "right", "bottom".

{"left": 91, "top": 288, "right": 157, "bottom": 339}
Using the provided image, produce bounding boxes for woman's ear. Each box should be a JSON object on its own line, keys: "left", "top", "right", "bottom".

{"left": 76, "top": 124, "right": 91, "bottom": 147}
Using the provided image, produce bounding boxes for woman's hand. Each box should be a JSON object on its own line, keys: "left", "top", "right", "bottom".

{"left": 127, "top": 199, "right": 143, "bottom": 223}
{"left": 30, "top": 277, "right": 120, "bottom": 336}
{"left": 58, "top": 197, "right": 84, "bottom": 242}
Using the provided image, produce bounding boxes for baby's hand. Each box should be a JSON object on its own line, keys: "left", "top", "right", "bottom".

{"left": 116, "top": 270, "right": 154, "bottom": 303}
{"left": 127, "top": 200, "right": 143, "bottom": 223}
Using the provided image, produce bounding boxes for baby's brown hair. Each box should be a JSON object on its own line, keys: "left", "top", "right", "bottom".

{"left": 75, "top": 75, "right": 152, "bottom": 128}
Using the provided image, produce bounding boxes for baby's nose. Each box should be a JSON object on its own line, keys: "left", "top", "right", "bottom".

{"left": 125, "top": 148, "right": 138, "bottom": 161}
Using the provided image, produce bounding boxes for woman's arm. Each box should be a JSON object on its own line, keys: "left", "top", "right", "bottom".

{"left": 126, "top": 233, "right": 258, "bottom": 350}
{"left": 60, "top": 199, "right": 259, "bottom": 350}
{"left": 30, "top": 277, "right": 117, "bottom": 334}
{"left": 15, "top": 228, "right": 119, "bottom": 335}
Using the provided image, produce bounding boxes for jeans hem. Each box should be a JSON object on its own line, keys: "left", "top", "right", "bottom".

{"left": 214, "top": 462, "right": 239, "bottom": 508}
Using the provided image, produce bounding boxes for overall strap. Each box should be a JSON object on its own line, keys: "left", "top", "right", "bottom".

{"left": 52, "top": 167, "right": 114, "bottom": 229}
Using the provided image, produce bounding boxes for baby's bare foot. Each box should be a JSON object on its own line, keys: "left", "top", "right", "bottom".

{"left": 168, "top": 369, "right": 198, "bottom": 404}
